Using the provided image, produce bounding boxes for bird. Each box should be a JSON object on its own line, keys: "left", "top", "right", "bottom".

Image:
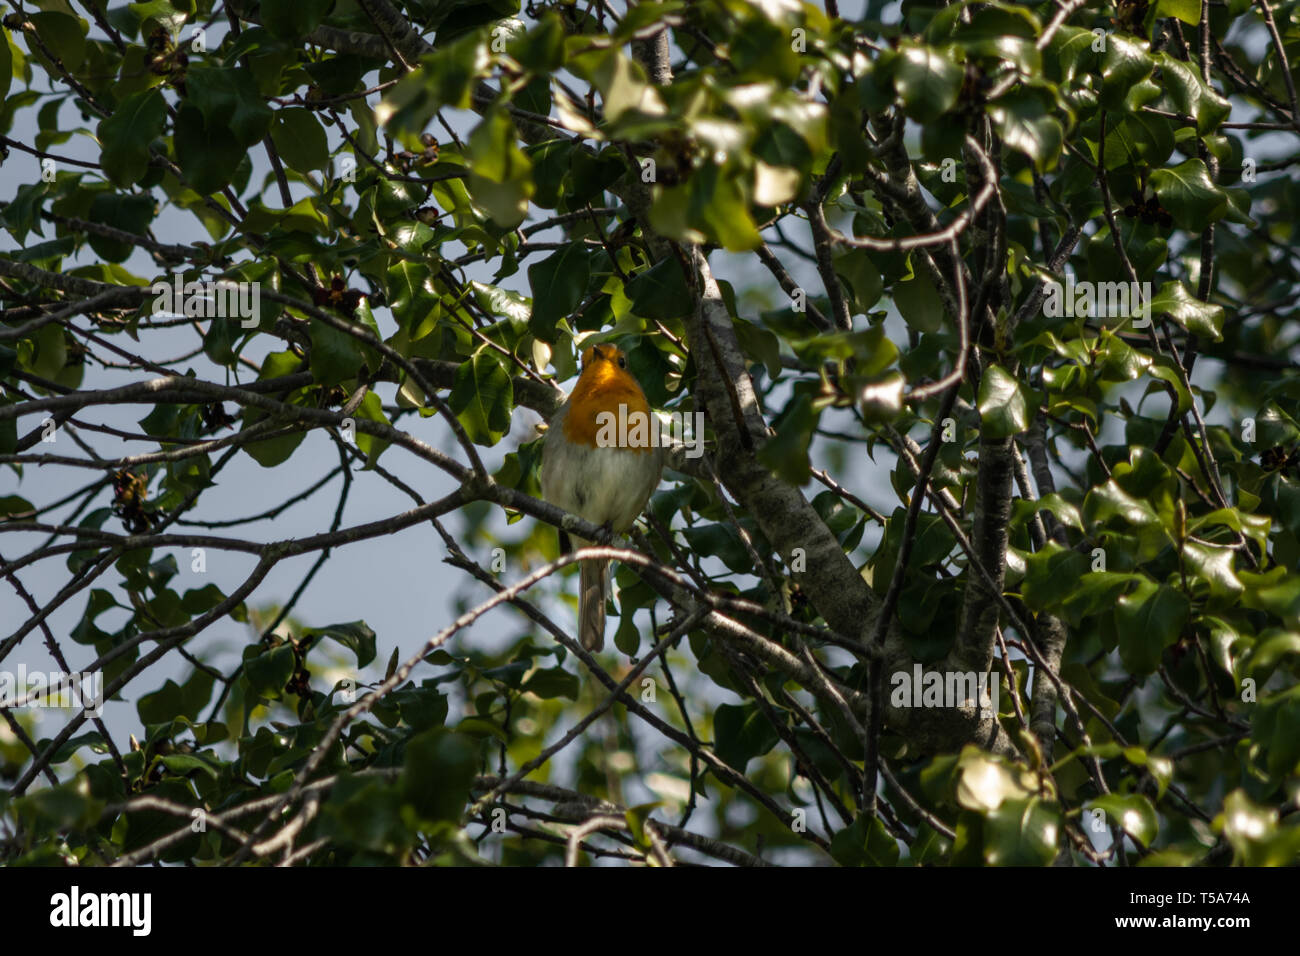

{"left": 540, "top": 343, "right": 665, "bottom": 651}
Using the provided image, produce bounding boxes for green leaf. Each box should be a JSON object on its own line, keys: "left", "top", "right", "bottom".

{"left": 127, "top": 0, "right": 189, "bottom": 36}
{"left": 1100, "top": 35, "right": 1154, "bottom": 111}
{"left": 1021, "top": 543, "right": 1090, "bottom": 611}
{"left": 829, "top": 88, "right": 870, "bottom": 175}
{"left": 448, "top": 350, "right": 513, "bottom": 446}
{"left": 352, "top": 389, "right": 392, "bottom": 469}
{"left": 528, "top": 243, "right": 590, "bottom": 341}
{"left": 830, "top": 813, "right": 901, "bottom": 866}
{"left": 244, "top": 644, "right": 296, "bottom": 698}
{"left": 687, "top": 163, "right": 761, "bottom": 251}
{"left": 1124, "top": 78, "right": 1162, "bottom": 113}
{"left": 587, "top": 48, "right": 667, "bottom": 128}
{"left": 98, "top": 89, "right": 165, "bottom": 188}
{"left": 239, "top": 350, "right": 309, "bottom": 467}
{"left": 376, "top": 32, "right": 488, "bottom": 136}
{"left": 893, "top": 272, "right": 945, "bottom": 333}
{"left": 137, "top": 679, "right": 185, "bottom": 725}
{"left": 625, "top": 258, "right": 693, "bottom": 321}
{"left": 466, "top": 109, "right": 534, "bottom": 228}
{"left": 623, "top": 800, "right": 665, "bottom": 848}
{"left": 754, "top": 121, "right": 813, "bottom": 171}
{"left": 201, "top": 313, "right": 241, "bottom": 367}
{"left": 86, "top": 191, "right": 154, "bottom": 263}
{"left": 522, "top": 665, "right": 580, "bottom": 700}
{"left": 259, "top": 0, "right": 332, "bottom": 39}
{"left": 394, "top": 682, "right": 449, "bottom": 730}
{"left": 984, "top": 797, "right": 1061, "bottom": 865}
{"left": 1115, "top": 579, "right": 1188, "bottom": 676}
{"left": 241, "top": 424, "right": 305, "bottom": 468}
{"left": 303, "top": 53, "right": 368, "bottom": 96}
{"left": 961, "top": 30, "right": 1039, "bottom": 76}
{"left": 1218, "top": 789, "right": 1300, "bottom": 866}
{"left": 989, "top": 89, "right": 1064, "bottom": 171}
{"left": 309, "top": 318, "right": 363, "bottom": 387}
{"left": 1148, "top": 280, "right": 1224, "bottom": 340}
{"left": 1156, "top": 55, "right": 1228, "bottom": 134}
{"left": 184, "top": 66, "right": 274, "bottom": 149}
{"left": 1149, "top": 159, "right": 1229, "bottom": 232}
{"left": 159, "top": 753, "right": 221, "bottom": 779}
{"left": 471, "top": 280, "right": 531, "bottom": 327}
{"left": 1085, "top": 478, "right": 1163, "bottom": 530}
{"left": 400, "top": 728, "right": 478, "bottom": 822}
{"left": 173, "top": 103, "right": 246, "bottom": 195}
{"left": 181, "top": 583, "right": 227, "bottom": 614}
{"left": 792, "top": 326, "right": 897, "bottom": 374}
{"left": 1102, "top": 112, "right": 1175, "bottom": 170}
{"left": 713, "top": 702, "right": 779, "bottom": 770}
{"left": 510, "top": 11, "right": 565, "bottom": 72}
{"left": 1240, "top": 569, "right": 1300, "bottom": 630}
{"left": 29, "top": 322, "right": 67, "bottom": 381}
{"left": 1183, "top": 540, "right": 1243, "bottom": 598}
{"left": 1253, "top": 686, "right": 1300, "bottom": 778}
{"left": 978, "top": 365, "right": 1029, "bottom": 439}
{"left": 681, "top": 523, "right": 756, "bottom": 574}
{"left": 1188, "top": 508, "right": 1270, "bottom": 555}
{"left": 432, "top": 0, "right": 520, "bottom": 43}
{"left": 0, "top": 495, "right": 34, "bottom": 519}
{"left": 758, "top": 393, "right": 817, "bottom": 485}
{"left": 1156, "top": 0, "right": 1200, "bottom": 25}
{"left": 734, "top": 317, "right": 782, "bottom": 380}
{"left": 48, "top": 732, "right": 109, "bottom": 766}
{"left": 832, "top": 248, "right": 883, "bottom": 315}
{"left": 893, "top": 42, "right": 963, "bottom": 122}
{"left": 307, "top": 620, "right": 377, "bottom": 668}
{"left": 1146, "top": 355, "right": 1193, "bottom": 417}
{"left": 456, "top": 716, "right": 509, "bottom": 742}
{"left": 387, "top": 260, "right": 437, "bottom": 329}
{"left": 14, "top": 777, "right": 102, "bottom": 833}
{"left": 1044, "top": 25, "right": 1101, "bottom": 85}
{"left": 271, "top": 108, "right": 329, "bottom": 172}
{"left": 29, "top": 12, "right": 86, "bottom": 72}
{"left": 1092, "top": 793, "right": 1158, "bottom": 845}
{"left": 955, "top": 747, "right": 1034, "bottom": 811}
{"left": 0, "top": 26, "right": 11, "bottom": 102}
{"left": 1062, "top": 571, "right": 1143, "bottom": 625}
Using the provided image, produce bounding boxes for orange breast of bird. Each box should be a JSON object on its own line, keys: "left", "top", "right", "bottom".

{"left": 561, "top": 351, "right": 654, "bottom": 452}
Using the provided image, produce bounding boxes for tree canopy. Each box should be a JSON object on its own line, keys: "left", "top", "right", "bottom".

{"left": 2, "top": 0, "right": 1300, "bottom": 867}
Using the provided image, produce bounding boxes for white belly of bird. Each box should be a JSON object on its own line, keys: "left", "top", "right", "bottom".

{"left": 541, "top": 432, "right": 657, "bottom": 536}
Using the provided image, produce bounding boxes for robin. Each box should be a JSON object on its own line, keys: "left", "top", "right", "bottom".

{"left": 540, "top": 343, "right": 665, "bottom": 651}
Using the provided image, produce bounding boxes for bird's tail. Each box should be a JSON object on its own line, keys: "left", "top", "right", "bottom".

{"left": 579, "top": 558, "right": 608, "bottom": 652}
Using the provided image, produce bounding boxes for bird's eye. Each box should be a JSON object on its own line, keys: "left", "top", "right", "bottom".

{"left": 617, "top": 356, "right": 626, "bottom": 368}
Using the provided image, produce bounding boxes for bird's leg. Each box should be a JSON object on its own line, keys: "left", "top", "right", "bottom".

{"left": 594, "top": 521, "right": 614, "bottom": 546}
